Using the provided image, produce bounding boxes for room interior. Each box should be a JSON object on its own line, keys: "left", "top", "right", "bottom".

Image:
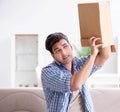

{"left": 0, "top": 0, "right": 120, "bottom": 111}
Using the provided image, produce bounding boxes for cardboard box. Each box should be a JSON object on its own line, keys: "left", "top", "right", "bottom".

{"left": 78, "top": 1, "right": 115, "bottom": 52}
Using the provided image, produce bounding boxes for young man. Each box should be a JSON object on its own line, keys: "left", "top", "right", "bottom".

{"left": 41, "top": 32, "right": 111, "bottom": 112}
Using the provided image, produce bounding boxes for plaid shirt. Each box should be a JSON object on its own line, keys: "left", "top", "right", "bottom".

{"left": 41, "top": 56, "right": 101, "bottom": 112}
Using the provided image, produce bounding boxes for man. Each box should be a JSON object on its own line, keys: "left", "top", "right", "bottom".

{"left": 41, "top": 32, "right": 111, "bottom": 112}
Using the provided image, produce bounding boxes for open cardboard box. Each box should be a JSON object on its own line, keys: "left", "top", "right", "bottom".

{"left": 78, "top": 1, "right": 116, "bottom": 52}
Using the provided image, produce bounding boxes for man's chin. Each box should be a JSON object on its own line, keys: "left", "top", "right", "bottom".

{"left": 64, "top": 60, "right": 72, "bottom": 65}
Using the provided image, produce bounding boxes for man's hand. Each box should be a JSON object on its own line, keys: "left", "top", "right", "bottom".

{"left": 89, "top": 37, "right": 103, "bottom": 57}
{"left": 89, "top": 36, "right": 111, "bottom": 66}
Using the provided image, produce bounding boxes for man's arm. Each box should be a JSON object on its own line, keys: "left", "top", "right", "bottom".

{"left": 70, "top": 54, "right": 97, "bottom": 91}
{"left": 70, "top": 37, "right": 111, "bottom": 91}
{"left": 70, "top": 37, "right": 103, "bottom": 91}
{"left": 94, "top": 45, "right": 111, "bottom": 66}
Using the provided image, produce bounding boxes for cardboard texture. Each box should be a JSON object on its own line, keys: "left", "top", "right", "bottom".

{"left": 78, "top": 1, "right": 116, "bottom": 52}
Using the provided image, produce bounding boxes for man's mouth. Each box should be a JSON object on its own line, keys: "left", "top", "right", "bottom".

{"left": 63, "top": 55, "right": 69, "bottom": 60}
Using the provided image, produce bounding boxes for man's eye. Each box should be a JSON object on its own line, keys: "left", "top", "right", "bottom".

{"left": 63, "top": 45, "right": 68, "bottom": 48}
{"left": 55, "top": 49, "right": 61, "bottom": 54}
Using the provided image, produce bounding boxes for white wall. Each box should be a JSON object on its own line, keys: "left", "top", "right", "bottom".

{"left": 0, "top": 0, "right": 119, "bottom": 87}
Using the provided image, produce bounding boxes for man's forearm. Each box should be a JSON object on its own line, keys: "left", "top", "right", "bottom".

{"left": 99, "top": 46, "right": 111, "bottom": 59}
{"left": 95, "top": 46, "right": 111, "bottom": 66}
{"left": 70, "top": 54, "right": 96, "bottom": 91}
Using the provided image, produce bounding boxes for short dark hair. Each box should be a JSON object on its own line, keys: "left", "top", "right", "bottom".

{"left": 45, "top": 32, "right": 69, "bottom": 53}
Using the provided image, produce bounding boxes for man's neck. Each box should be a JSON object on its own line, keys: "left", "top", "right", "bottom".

{"left": 65, "top": 61, "right": 74, "bottom": 75}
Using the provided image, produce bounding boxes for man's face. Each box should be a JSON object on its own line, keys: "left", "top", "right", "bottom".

{"left": 51, "top": 39, "right": 73, "bottom": 65}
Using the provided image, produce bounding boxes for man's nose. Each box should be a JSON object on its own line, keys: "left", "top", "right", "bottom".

{"left": 61, "top": 49, "right": 66, "bottom": 55}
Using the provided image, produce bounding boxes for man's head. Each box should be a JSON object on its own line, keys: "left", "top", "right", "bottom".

{"left": 45, "top": 32, "right": 73, "bottom": 66}
{"left": 45, "top": 32, "right": 69, "bottom": 53}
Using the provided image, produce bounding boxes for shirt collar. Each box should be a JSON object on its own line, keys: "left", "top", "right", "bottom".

{"left": 54, "top": 60, "right": 61, "bottom": 66}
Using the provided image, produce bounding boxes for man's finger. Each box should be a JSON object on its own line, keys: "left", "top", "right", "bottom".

{"left": 96, "top": 43, "right": 103, "bottom": 48}
{"left": 92, "top": 37, "right": 101, "bottom": 45}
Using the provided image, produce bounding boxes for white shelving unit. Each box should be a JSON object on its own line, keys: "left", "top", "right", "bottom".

{"left": 15, "top": 34, "right": 38, "bottom": 87}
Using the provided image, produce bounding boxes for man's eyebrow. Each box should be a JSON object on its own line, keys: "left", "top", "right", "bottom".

{"left": 62, "top": 43, "right": 68, "bottom": 46}
{"left": 53, "top": 47, "right": 59, "bottom": 51}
